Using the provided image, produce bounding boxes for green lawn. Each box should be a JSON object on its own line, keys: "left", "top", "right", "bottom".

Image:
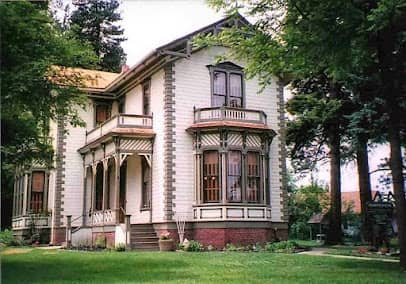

{"left": 2, "top": 248, "right": 405, "bottom": 284}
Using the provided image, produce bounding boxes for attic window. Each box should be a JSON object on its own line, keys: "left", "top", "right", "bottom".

{"left": 209, "top": 62, "right": 244, "bottom": 108}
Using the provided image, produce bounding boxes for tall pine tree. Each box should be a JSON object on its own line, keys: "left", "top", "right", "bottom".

{"left": 70, "top": 0, "right": 126, "bottom": 72}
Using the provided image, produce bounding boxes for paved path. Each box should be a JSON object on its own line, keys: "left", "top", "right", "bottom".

{"left": 298, "top": 247, "right": 400, "bottom": 263}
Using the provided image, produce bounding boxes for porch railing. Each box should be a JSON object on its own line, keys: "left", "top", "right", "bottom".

{"left": 194, "top": 107, "right": 267, "bottom": 125}
{"left": 90, "top": 209, "right": 117, "bottom": 226}
{"left": 86, "top": 114, "right": 153, "bottom": 144}
{"left": 12, "top": 214, "right": 51, "bottom": 229}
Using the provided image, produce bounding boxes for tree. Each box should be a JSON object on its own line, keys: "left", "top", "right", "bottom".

{"left": 69, "top": 0, "right": 126, "bottom": 72}
{"left": 288, "top": 183, "right": 329, "bottom": 240}
{"left": 0, "top": 1, "right": 97, "bottom": 228}
{"left": 205, "top": 0, "right": 406, "bottom": 269}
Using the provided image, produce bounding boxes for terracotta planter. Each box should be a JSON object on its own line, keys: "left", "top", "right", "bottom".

{"left": 159, "top": 239, "right": 174, "bottom": 251}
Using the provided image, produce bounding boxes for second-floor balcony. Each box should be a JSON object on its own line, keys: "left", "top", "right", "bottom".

{"left": 85, "top": 114, "right": 153, "bottom": 144}
{"left": 192, "top": 106, "right": 268, "bottom": 128}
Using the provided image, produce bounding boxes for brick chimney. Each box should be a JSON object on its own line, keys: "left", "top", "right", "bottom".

{"left": 121, "top": 64, "right": 130, "bottom": 73}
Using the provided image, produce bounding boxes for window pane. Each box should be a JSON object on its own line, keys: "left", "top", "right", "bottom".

{"left": 227, "top": 151, "right": 242, "bottom": 202}
{"left": 96, "top": 105, "right": 110, "bottom": 125}
{"left": 213, "top": 95, "right": 226, "bottom": 107}
{"left": 32, "top": 172, "right": 45, "bottom": 192}
{"left": 247, "top": 152, "right": 260, "bottom": 203}
{"left": 229, "top": 97, "right": 242, "bottom": 108}
{"left": 230, "top": 74, "right": 242, "bottom": 97}
{"left": 213, "top": 71, "right": 226, "bottom": 95}
{"left": 203, "top": 151, "right": 220, "bottom": 202}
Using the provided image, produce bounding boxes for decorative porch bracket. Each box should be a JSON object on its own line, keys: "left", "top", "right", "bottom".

{"left": 139, "top": 153, "right": 152, "bottom": 167}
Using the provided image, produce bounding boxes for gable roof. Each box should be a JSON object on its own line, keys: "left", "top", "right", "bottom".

{"left": 104, "top": 13, "right": 250, "bottom": 94}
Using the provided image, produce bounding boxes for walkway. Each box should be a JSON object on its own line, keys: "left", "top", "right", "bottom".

{"left": 298, "top": 247, "right": 400, "bottom": 263}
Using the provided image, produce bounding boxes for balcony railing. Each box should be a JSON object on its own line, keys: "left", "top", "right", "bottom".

{"left": 12, "top": 214, "right": 51, "bottom": 229}
{"left": 194, "top": 107, "right": 267, "bottom": 125}
{"left": 86, "top": 114, "right": 153, "bottom": 144}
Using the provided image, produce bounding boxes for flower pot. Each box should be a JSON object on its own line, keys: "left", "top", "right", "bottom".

{"left": 159, "top": 239, "right": 174, "bottom": 251}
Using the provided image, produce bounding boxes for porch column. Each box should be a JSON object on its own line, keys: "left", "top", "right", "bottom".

{"left": 82, "top": 165, "right": 88, "bottom": 226}
{"left": 195, "top": 153, "right": 201, "bottom": 204}
{"left": 43, "top": 171, "right": 49, "bottom": 212}
{"left": 220, "top": 150, "right": 227, "bottom": 204}
{"left": 91, "top": 163, "right": 97, "bottom": 221}
{"left": 12, "top": 176, "right": 17, "bottom": 217}
{"left": 22, "top": 172, "right": 29, "bottom": 215}
{"left": 114, "top": 154, "right": 121, "bottom": 224}
{"left": 102, "top": 159, "right": 109, "bottom": 211}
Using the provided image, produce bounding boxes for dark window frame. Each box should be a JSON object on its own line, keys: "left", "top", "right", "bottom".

{"left": 202, "top": 150, "right": 221, "bottom": 203}
{"left": 208, "top": 63, "right": 245, "bottom": 108}
{"left": 141, "top": 157, "right": 151, "bottom": 210}
{"left": 94, "top": 101, "right": 112, "bottom": 127}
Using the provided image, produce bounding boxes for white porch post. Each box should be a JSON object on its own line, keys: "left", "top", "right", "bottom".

{"left": 22, "top": 172, "right": 29, "bottom": 215}
{"left": 102, "top": 159, "right": 108, "bottom": 211}
{"left": 114, "top": 154, "right": 121, "bottom": 224}
{"left": 91, "top": 163, "right": 97, "bottom": 224}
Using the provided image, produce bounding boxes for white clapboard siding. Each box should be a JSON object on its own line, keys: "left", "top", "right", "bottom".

{"left": 173, "top": 46, "right": 284, "bottom": 222}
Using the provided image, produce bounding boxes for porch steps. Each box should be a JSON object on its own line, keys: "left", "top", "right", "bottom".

{"left": 130, "top": 224, "right": 159, "bottom": 251}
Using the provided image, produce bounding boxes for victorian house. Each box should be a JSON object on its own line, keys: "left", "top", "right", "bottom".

{"left": 12, "top": 15, "right": 288, "bottom": 249}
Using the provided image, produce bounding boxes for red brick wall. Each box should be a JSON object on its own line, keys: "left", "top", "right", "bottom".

{"left": 193, "top": 228, "right": 289, "bottom": 249}
{"left": 92, "top": 232, "right": 115, "bottom": 248}
{"left": 155, "top": 226, "right": 288, "bottom": 249}
{"left": 51, "top": 227, "right": 66, "bottom": 245}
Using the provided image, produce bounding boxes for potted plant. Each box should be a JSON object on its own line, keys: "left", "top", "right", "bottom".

{"left": 158, "top": 232, "right": 174, "bottom": 251}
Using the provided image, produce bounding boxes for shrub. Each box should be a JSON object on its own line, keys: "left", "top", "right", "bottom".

{"left": 95, "top": 235, "right": 106, "bottom": 249}
{"left": 265, "top": 241, "right": 298, "bottom": 253}
{"left": 184, "top": 240, "right": 203, "bottom": 252}
{"left": 115, "top": 243, "right": 126, "bottom": 252}
{"left": 224, "top": 243, "right": 245, "bottom": 252}
{"left": 0, "top": 229, "right": 22, "bottom": 246}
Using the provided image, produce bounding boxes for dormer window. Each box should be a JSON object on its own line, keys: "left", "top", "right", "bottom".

{"left": 209, "top": 62, "right": 244, "bottom": 108}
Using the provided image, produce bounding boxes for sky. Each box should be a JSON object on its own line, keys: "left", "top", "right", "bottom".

{"left": 89, "top": 0, "right": 393, "bottom": 192}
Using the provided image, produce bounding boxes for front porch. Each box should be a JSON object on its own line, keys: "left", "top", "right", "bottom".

{"left": 79, "top": 114, "right": 154, "bottom": 226}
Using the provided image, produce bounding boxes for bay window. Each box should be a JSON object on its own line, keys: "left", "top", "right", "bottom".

{"left": 203, "top": 151, "right": 220, "bottom": 202}
{"left": 227, "top": 151, "right": 242, "bottom": 202}
{"left": 31, "top": 171, "right": 45, "bottom": 213}
{"left": 246, "top": 152, "right": 260, "bottom": 203}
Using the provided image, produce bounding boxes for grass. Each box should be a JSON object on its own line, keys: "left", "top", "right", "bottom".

{"left": 2, "top": 248, "right": 405, "bottom": 284}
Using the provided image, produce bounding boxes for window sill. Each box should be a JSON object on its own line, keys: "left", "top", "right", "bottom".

{"left": 140, "top": 207, "right": 151, "bottom": 212}
{"left": 193, "top": 203, "right": 269, "bottom": 208}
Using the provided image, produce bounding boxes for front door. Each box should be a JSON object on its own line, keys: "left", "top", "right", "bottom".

{"left": 119, "top": 160, "right": 127, "bottom": 223}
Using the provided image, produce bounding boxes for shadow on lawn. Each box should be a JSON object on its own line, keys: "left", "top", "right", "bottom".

{"left": 2, "top": 251, "right": 192, "bottom": 283}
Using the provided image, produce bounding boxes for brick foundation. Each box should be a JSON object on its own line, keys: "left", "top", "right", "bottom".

{"left": 155, "top": 224, "right": 288, "bottom": 250}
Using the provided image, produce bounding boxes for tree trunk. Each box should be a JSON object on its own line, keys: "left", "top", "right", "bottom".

{"left": 388, "top": 124, "right": 406, "bottom": 270}
{"left": 356, "top": 139, "right": 372, "bottom": 242}
{"left": 326, "top": 127, "right": 342, "bottom": 245}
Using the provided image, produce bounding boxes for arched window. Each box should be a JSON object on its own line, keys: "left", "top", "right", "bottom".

{"left": 203, "top": 151, "right": 220, "bottom": 202}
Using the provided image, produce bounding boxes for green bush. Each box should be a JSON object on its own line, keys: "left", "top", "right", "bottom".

{"left": 265, "top": 241, "right": 299, "bottom": 253}
{"left": 95, "top": 235, "right": 106, "bottom": 249}
{"left": 184, "top": 240, "right": 203, "bottom": 252}
{"left": 224, "top": 243, "right": 245, "bottom": 252}
{"left": 0, "top": 229, "right": 22, "bottom": 246}
{"left": 115, "top": 243, "right": 126, "bottom": 252}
